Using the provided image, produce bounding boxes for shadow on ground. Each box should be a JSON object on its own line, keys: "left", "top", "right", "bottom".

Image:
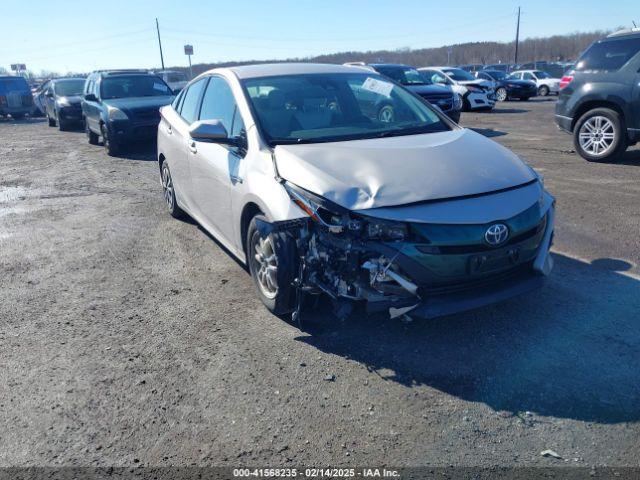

{"left": 488, "top": 107, "right": 530, "bottom": 114}
{"left": 295, "top": 253, "right": 640, "bottom": 424}
{"left": 470, "top": 127, "right": 508, "bottom": 138}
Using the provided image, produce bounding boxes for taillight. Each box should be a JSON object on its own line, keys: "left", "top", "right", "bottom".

{"left": 559, "top": 75, "right": 574, "bottom": 89}
{"left": 0, "top": 95, "right": 6, "bottom": 107}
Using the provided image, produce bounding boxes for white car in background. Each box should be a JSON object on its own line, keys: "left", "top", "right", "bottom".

{"left": 154, "top": 70, "right": 189, "bottom": 93}
{"left": 418, "top": 67, "right": 495, "bottom": 111}
{"left": 509, "top": 70, "right": 560, "bottom": 97}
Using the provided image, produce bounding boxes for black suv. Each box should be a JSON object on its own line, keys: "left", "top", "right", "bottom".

{"left": 82, "top": 70, "right": 174, "bottom": 156}
{"left": 555, "top": 29, "right": 640, "bottom": 162}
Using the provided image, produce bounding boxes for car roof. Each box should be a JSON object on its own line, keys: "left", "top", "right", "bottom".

{"left": 369, "top": 63, "right": 412, "bottom": 68}
{"left": 226, "top": 63, "right": 367, "bottom": 79}
{"left": 52, "top": 77, "right": 85, "bottom": 82}
{"left": 607, "top": 27, "right": 640, "bottom": 38}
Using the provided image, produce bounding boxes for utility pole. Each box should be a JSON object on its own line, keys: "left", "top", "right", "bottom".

{"left": 514, "top": 6, "right": 521, "bottom": 65}
{"left": 156, "top": 18, "right": 165, "bottom": 70}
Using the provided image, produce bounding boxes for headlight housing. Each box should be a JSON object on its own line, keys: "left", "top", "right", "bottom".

{"left": 107, "top": 105, "right": 128, "bottom": 121}
{"left": 283, "top": 182, "right": 408, "bottom": 241}
{"left": 56, "top": 96, "right": 71, "bottom": 107}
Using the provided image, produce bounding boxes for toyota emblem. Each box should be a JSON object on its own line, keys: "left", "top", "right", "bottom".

{"left": 485, "top": 223, "right": 509, "bottom": 246}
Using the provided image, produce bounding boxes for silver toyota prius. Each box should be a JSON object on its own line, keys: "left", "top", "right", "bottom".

{"left": 157, "top": 63, "right": 554, "bottom": 322}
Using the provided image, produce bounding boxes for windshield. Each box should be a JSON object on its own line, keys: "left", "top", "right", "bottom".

{"left": 54, "top": 79, "right": 85, "bottom": 96}
{"left": 485, "top": 70, "right": 507, "bottom": 80}
{"left": 243, "top": 73, "right": 450, "bottom": 145}
{"left": 101, "top": 75, "right": 172, "bottom": 99}
{"left": 373, "top": 66, "right": 428, "bottom": 85}
{"left": 442, "top": 68, "right": 476, "bottom": 81}
{"left": 533, "top": 70, "right": 551, "bottom": 78}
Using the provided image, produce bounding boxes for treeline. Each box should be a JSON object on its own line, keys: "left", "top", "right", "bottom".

{"left": 183, "top": 30, "right": 610, "bottom": 77}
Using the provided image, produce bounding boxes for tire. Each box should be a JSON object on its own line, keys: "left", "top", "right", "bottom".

{"left": 85, "top": 120, "right": 99, "bottom": 145}
{"left": 12, "top": 113, "right": 25, "bottom": 120}
{"left": 496, "top": 87, "right": 508, "bottom": 102}
{"left": 573, "top": 108, "right": 627, "bottom": 162}
{"left": 538, "top": 85, "right": 549, "bottom": 97}
{"left": 101, "top": 124, "right": 120, "bottom": 156}
{"left": 462, "top": 96, "right": 471, "bottom": 112}
{"left": 160, "top": 162, "right": 186, "bottom": 219}
{"left": 58, "top": 114, "right": 68, "bottom": 131}
{"left": 247, "top": 214, "right": 297, "bottom": 315}
{"left": 377, "top": 104, "right": 395, "bottom": 123}
{"left": 47, "top": 114, "right": 56, "bottom": 127}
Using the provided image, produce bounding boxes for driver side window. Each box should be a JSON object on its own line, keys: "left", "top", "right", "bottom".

{"left": 199, "top": 76, "right": 245, "bottom": 138}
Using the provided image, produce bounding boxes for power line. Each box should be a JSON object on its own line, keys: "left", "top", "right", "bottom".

{"left": 156, "top": 18, "right": 165, "bottom": 69}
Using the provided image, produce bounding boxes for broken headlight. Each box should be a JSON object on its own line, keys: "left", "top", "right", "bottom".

{"left": 284, "top": 182, "right": 408, "bottom": 241}
{"left": 283, "top": 182, "right": 348, "bottom": 233}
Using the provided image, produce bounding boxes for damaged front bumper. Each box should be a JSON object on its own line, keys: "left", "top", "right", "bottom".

{"left": 261, "top": 183, "right": 555, "bottom": 321}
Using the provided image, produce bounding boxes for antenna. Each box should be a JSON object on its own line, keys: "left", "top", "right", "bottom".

{"left": 633, "top": 21, "right": 638, "bottom": 28}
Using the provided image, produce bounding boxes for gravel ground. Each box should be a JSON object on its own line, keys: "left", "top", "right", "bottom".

{"left": 1, "top": 99, "right": 639, "bottom": 469}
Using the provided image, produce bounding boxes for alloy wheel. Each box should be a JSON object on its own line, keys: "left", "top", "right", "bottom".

{"left": 578, "top": 116, "right": 616, "bottom": 157}
{"left": 161, "top": 165, "right": 174, "bottom": 210}
{"left": 378, "top": 105, "right": 395, "bottom": 123}
{"left": 252, "top": 235, "right": 278, "bottom": 299}
{"left": 496, "top": 87, "right": 507, "bottom": 102}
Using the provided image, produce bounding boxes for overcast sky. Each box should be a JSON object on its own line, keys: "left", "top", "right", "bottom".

{"left": 2, "top": 0, "right": 638, "bottom": 74}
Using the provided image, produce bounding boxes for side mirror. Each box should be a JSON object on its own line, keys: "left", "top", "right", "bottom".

{"left": 189, "top": 119, "right": 242, "bottom": 147}
{"left": 84, "top": 93, "right": 97, "bottom": 102}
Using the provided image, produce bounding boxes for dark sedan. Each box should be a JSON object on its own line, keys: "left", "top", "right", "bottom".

{"left": 43, "top": 78, "right": 86, "bottom": 130}
{"left": 476, "top": 70, "right": 537, "bottom": 101}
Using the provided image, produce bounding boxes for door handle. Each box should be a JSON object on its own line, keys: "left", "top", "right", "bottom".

{"left": 166, "top": 124, "right": 172, "bottom": 135}
{"left": 188, "top": 141, "right": 197, "bottom": 154}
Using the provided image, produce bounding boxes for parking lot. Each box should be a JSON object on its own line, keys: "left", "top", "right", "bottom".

{"left": 1, "top": 98, "right": 639, "bottom": 468}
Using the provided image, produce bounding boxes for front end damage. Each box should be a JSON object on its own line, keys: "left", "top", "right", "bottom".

{"left": 258, "top": 181, "right": 555, "bottom": 323}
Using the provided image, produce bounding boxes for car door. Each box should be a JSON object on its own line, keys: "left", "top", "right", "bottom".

{"left": 84, "top": 79, "right": 102, "bottom": 132}
{"left": 166, "top": 77, "right": 208, "bottom": 209}
{"left": 44, "top": 83, "right": 55, "bottom": 118}
{"left": 523, "top": 72, "right": 536, "bottom": 85}
{"left": 189, "top": 75, "right": 245, "bottom": 244}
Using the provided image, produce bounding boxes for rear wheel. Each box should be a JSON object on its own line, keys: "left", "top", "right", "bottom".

{"left": 47, "top": 114, "right": 56, "bottom": 127}
{"left": 247, "top": 214, "right": 297, "bottom": 315}
{"left": 573, "top": 108, "right": 627, "bottom": 162}
{"left": 160, "top": 162, "right": 185, "bottom": 219}
{"left": 101, "top": 124, "right": 120, "bottom": 156}
{"left": 538, "top": 85, "right": 549, "bottom": 97}
{"left": 496, "top": 87, "right": 508, "bottom": 102}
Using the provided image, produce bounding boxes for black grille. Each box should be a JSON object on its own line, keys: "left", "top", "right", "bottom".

{"left": 134, "top": 109, "right": 160, "bottom": 121}
{"left": 419, "top": 261, "right": 534, "bottom": 297}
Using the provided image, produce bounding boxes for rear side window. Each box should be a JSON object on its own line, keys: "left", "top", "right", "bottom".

{"left": 576, "top": 37, "right": 640, "bottom": 72}
{"left": 0, "top": 77, "right": 29, "bottom": 92}
{"left": 179, "top": 78, "right": 207, "bottom": 123}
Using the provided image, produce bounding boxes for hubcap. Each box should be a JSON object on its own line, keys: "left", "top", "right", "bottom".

{"left": 578, "top": 116, "right": 616, "bottom": 156}
{"left": 379, "top": 106, "right": 394, "bottom": 123}
{"left": 497, "top": 88, "right": 507, "bottom": 101}
{"left": 253, "top": 235, "right": 278, "bottom": 299}
{"left": 161, "top": 166, "right": 174, "bottom": 209}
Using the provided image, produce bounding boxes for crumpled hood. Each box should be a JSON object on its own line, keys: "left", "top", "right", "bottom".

{"left": 103, "top": 96, "right": 173, "bottom": 113}
{"left": 275, "top": 128, "right": 536, "bottom": 210}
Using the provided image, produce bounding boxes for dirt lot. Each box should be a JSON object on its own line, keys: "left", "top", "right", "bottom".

{"left": 1, "top": 99, "right": 639, "bottom": 469}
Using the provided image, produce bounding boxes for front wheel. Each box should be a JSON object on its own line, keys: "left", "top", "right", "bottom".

{"left": 85, "top": 120, "right": 99, "bottom": 144}
{"left": 247, "top": 214, "right": 297, "bottom": 315}
{"left": 573, "top": 108, "right": 627, "bottom": 162}
{"left": 495, "top": 87, "right": 508, "bottom": 102}
{"left": 101, "top": 124, "right": 120, "bottom": 156}
{"left": 538, "top": 85, "right": 549, "bottom": 97}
